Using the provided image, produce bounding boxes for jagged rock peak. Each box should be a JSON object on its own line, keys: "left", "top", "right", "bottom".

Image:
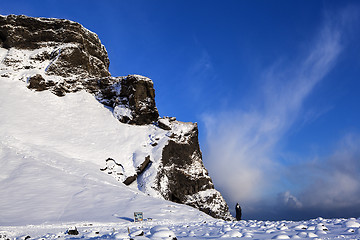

{"left": 0, "top": 14, "right": 110, "bottom": 79}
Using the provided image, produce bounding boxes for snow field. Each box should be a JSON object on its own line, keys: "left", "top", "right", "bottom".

{"left": 1, "top": 217, "right": 360, "bottom": 239}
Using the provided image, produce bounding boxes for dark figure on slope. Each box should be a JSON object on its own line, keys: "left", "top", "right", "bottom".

{"left": 235, "top": 203, "right": 242, "bottom": 221}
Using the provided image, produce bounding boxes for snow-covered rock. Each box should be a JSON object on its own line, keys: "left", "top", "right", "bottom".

{"left": 272, "top": 234, "right": 290, "bottom": 239}
{"left": 0, "top": 14, "right": 232, "bottom": 221}
{"left": 0, "top": 14, "right": 110, "bottom": 80}
{"left": 343, "top": 219, "right": 360, "bottom": 228}
{"left": 156, "top": 117, "right": 232, "bottom": 220}
{"left": 222, "top": 230, "right": 242, "bottom": 237}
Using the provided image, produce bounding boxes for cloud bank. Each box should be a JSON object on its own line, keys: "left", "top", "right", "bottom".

{"left": 202, "top": 6, "right": 359, "bottom": 220}
{"left": 296, "top": 134, "right": 360, "bottom": 209}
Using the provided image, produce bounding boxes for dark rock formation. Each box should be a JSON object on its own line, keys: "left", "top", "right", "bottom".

{"left": 100, "top": 158, "right": 125, "bottom": 172}
{"left": 85, "top": 75, "right": 159, "bottom": 125}
{"left": 118, "top": 75, "right": 158, "bottom": 125}
{"left": 0, "top": 14, "right": 110, "bottom": 79}
{"left": 123, "top": 174, "right": 138, "bottom": 186}
{"left": 67, "top": 227, "right": 79, "bottom": 235}
{"left": 24, "top": 74, "right": 158, "bottom": 124}
{"left": 137, "top": 155, "right": 152, "bottom": 174}
{"left": 159, "top": 126, "right": 213, "bottom": 200}
{"left": 156, "top": 118, "right": 233, "bottom": 220}
{"left": 27, "top": 74, "right": 54, "bottom": 91}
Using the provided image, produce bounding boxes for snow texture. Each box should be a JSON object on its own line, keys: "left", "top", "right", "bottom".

{"left": 0, "top": 44, "right": 230, "bottom": 224}
{"left": 1, "top": 217, "right": 360, "bottom": 239}
{"left": 1, "top": 15, "right": 233, "bottom": 220}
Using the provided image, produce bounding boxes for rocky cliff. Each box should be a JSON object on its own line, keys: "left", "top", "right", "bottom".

{"left": 0, "top": 14, "right": 232, "bottom": 220}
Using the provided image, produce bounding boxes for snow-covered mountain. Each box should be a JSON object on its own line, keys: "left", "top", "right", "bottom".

{"left": 0, "top": 14, "right": 232, "bottom": 225}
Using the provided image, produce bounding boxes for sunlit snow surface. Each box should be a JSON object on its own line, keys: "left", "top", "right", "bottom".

{"left": 1, "top": 217, "right": 360, "bottom": 239}
{"left": 1, "top": 47, "right": 360, "bottom": 239}
{"left": 0, "top": 47, "right": 194, "bottom": 226}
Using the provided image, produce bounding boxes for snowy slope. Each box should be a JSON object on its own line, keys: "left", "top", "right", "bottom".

{"left": 0, "top": 45, "right": 205, "bottom": 225}
{"left": 0, "top": 41, "right": 231, "bottom": 225}
{"left": 0, "top": 69, "right": 216, "bottom": 226}
{"left": 0, "top": 14, "right": 234, "bottom": 226}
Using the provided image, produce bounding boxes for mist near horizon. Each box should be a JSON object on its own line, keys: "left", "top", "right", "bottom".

{"left": 202, "top": 6, "right": 360, "bottom": 221}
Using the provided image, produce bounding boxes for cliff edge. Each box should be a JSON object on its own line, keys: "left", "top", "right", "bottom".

{"left": 0, "top": 14, "right": 233, "bottom": 220}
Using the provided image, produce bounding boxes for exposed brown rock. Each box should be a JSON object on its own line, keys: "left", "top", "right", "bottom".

{"left": 85, "top": 75, "right": 159, "bottom": 125}
{"left": 156, "top": 121, "right": 233, "bottom": 220}
{"left": 118, "top": 75, "right": 159, "bottom": 125}
{"left": 0, "top": 14, "right": 110, "bottom": 79}
{"left": 27, "top": 74, "right": 49, "bottom": 91}
{"left": 137, "top": 155, "right": 152, "bottom": 174}
{"left": 123, "top": 174, "right": 137, "bottom": 186}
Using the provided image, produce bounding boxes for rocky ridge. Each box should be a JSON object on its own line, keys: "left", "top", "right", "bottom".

{"left": 0, "top": 14, "right": 232, "bottom": 220}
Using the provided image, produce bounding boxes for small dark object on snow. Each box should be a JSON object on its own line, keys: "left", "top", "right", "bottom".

{"left": 0, "top": 233, "right": 10, "bottom": 240}
{"left": 24, "top": 236, "right": 31, "bottom": 240}
{"left": 235, "top": 203, "right": 242, "bottom": 221}
{"left": 67, "top": 227, "right": 79, "bottom": 235}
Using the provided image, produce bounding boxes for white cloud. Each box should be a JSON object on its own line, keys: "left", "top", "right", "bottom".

{"left": 202, "top": 7, "right": 355, "bottom": 217}
{"left": 296, "top": 133, "right": 360, "bottom": 209}
{"left": 278, "top": 191, "right": 303, "bottom": 209}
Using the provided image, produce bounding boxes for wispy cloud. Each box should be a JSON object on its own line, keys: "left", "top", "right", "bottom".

{"left": 202, "top": 6, "right": 358, "bottom": 218}
{"left": 270, "top": 133, "right": 360, "bottom": 220}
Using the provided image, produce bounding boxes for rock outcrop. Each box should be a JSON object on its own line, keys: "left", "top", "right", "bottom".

{"left": 0, "top": 14, "right": 232, "bottom": 220}
{"left": 156, "top": 117, "right": 232, "bottom": 219}
{"left": 0, "top": 14, "right": 110, "bottom": 79}
{"left": 86, "top": 75, "right": 159, "bottom": 125}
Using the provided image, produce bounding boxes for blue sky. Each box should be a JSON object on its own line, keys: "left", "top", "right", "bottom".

{"left": 1, "top": 0, "right": 360, "bottom": 220}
